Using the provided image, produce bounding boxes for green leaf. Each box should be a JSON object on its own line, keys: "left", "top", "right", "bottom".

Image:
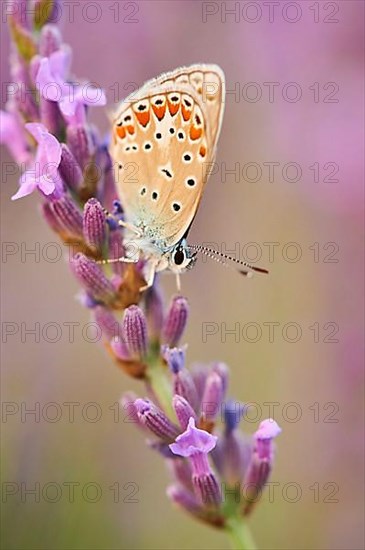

{"left": 34, "top": 0, "right": 55, "bottom": 31}
{"left": 8, "top": 17, "right": 37, "bottom": 62}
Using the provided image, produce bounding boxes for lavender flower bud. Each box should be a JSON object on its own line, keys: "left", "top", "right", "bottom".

{"left": 173, "top": 368, "right": 199, "bottom": 415}
{"left": 212, "top": 362, "right": 229, "bottom": 395}
{"left": 122, "top": 305, "right": 148, "bottom": 358}
{"left": 66, "top": 124, "right": 95, "bottom": 170}
{"left": 162, "top": 295, "right": 189, "bottom": 347}
{"left": 51, "top": 194, "right": 83, "bottom": 238}
{"left": 83, "top": 198, "right": 107, "bottom": 252}
{"left": 162, "top": 345, "right": 186, "bottom": 373}
{"left": 144, "top": 282, "right": 164, "bottom": 341}
{"left": 201, "top": 371, "right": 224, "bottom": 424}
{"left": 134, "top": 398, "right": 180, "bottom": 441}
{"left": 213, "top": 430, "right": 252, "bottom": 488}
{"left": 173, "top": 395, "right": 197, "bottom": 430}
{"left": 71, "top": 253, "right": 116, "bottom": 304}
{"left": 38, "top": 24, "right": 62, "bottom": 55}
{"left": 190, "top": 364, "right": 209, "bottom": 402}
{"left": 58, "top": 144, "right": 83, "bottom": 192}
{"left": 243, "top": 419, "right": 281, "bottom": 516}
{"left": 93, "top": 306, "right": 121, "bottom": 340}
{"left": 223, "top": 400, "right": 246, "bottom": 433}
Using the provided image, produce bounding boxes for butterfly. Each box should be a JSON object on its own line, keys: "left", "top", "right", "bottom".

{"left": 108, "top": 64, "right": 267, "bottom": 290}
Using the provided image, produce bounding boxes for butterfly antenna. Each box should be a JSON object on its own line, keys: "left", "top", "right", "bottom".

{"left": 189, "top": 244, "right": 269, "bottom": 275}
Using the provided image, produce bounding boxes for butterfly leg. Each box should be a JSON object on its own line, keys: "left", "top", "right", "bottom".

{"left": 97, "top": 257, "right": 138, "bottom": 266}
{"left": 139, "top": 259, "right": 158, "bottom": 292}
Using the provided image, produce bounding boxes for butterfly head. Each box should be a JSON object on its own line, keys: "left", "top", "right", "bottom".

{"left": 168, "top": 239, "right": 197, "bottom": 273}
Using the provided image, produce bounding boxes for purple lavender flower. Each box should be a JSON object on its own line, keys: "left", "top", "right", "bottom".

{"left": 243, "top": 418, "right": 281, "bottom": 516}
{"left": 0, "top": 109, "right": 30, "bottom": 164}
{"left": 170, "top": 417, "right": 221, "bottom": 507}
{"left": 35, "top": 49, "right": 106, "bottom": 120}
{"left": 12, "top": 123, "right": 62, "bottom": 200}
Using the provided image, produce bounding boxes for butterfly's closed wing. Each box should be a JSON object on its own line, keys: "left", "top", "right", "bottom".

{"left": 110, "top": 65, "right": 225, "bottom": 249}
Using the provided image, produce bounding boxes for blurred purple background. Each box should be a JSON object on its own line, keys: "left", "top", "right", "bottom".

{"left": 1, "top": 1, "right": 364, "bottom": 549}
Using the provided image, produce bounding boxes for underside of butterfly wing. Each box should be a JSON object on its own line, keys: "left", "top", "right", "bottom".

{"left": 111, "top": 84, "right": 213, "bottom": 249}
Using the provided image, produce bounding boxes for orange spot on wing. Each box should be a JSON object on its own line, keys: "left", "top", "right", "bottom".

{"left": 199, "top": 146, "right": 207, "bottom": 157}
{"left": 116, "top": 126, "right": 126, "bottom": 139}
{"left": 168, "top": 100, "right": 179, "bottom": 116}
{"left": 126, "top": 125, "right": 135, "bottom": 135}
{"left": 135, "top": 110, "right": 150, "bottom": 127}
{"left": 152, "top": 103, "right": 166, "bottom": 121}
{"left": 181, "top": 105, "right": 192, "bottom": 121}
{"left": 189, "top": 125, "right": 202, "bottom": 140}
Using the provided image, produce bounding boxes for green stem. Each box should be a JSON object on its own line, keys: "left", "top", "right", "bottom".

{"left": 146, "top": 355, "right": 175, "bottom": 421}
{"left": 226, "top": 517, "right": 256, "bottom": 550}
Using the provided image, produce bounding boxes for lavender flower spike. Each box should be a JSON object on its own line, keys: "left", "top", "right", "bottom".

{"left": 12, "top": 123, "right": 62, "bottom": 200}
{"left": 70, "top": 253, "right": 116, "bottom": 304}
{"left": 122, "top": 305, "right": 148, "bottom": 359}
{"left": 163, "top": 295, "right": 189, "bottom": 347}
{"left": 134, "top": 399, "right": 180, "bottom": 441}
{"left": 83, "top": 198, "right": 107, "bottom": 252}
{"left": 170, "top": 418, "right": 221, "bottom": 507}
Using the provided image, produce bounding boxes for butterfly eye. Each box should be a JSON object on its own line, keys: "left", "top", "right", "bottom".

{"left": 173, "top": 248, "right": 185, "bottom": 266}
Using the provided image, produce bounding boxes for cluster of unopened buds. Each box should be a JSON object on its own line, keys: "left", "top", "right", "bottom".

{"left": 1, "top": 1, "right": 282, "bottom": 546}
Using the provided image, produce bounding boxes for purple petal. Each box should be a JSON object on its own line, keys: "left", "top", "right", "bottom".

{"left": 169, "top": 418, "right": 217, "bottom": 457}
{"left": 255, "top": 419, "right": 282, "bottom": 441}
{"left": 12, "top": 171, "right": 37, "bottom": 200}
{"left": 38, "top": 174, "right": 57, "bottom": 195}
{"left": 36, "top": 58, "right": 63, "bottom": 101}
{"left": 49, "top": 48, "right": 72, "bottom": 81}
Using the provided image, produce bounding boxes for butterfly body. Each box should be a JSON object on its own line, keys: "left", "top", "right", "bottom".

{"left": 110, "top": 64, "right": 225, "bottom": 287}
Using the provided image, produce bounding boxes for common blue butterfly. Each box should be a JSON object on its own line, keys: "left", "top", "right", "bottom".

{"left": 108, "top": 65, "right": 267, "bottom": 290}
